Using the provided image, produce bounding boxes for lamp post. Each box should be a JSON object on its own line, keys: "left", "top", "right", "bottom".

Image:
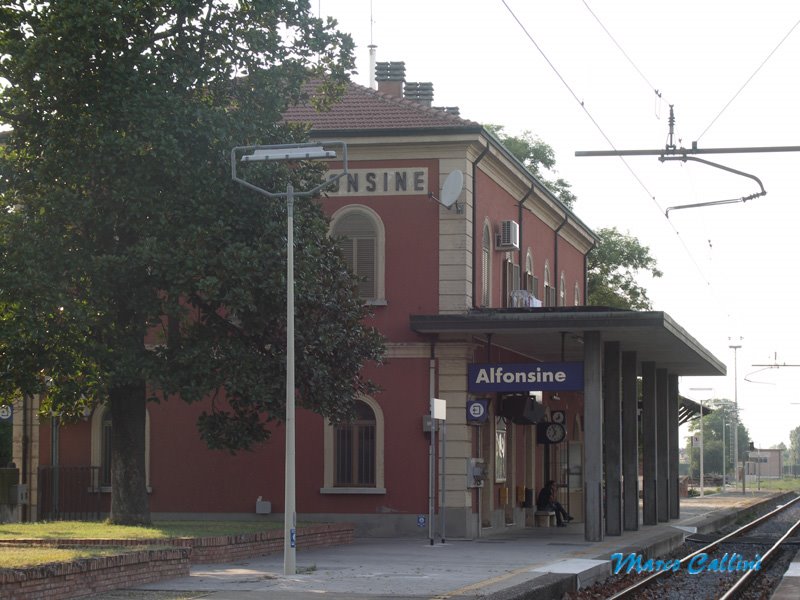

{"left": 729, "top": 342, "right": 741, "bottom": 487}
{"left": 690, "top": 387, "right": 712, "bottom": 497}
{"left": 723, "top": 421, "right": 731, "bottom": 492}
{"left": 231, "top": 142, "right": 348, "bottom": 576}
{"left": 700, "top": 398, "right": 704, "bottom": 497}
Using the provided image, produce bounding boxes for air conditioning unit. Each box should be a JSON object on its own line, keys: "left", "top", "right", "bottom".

{"left": 496, "top": 220, "right": 520, "bottom": 250}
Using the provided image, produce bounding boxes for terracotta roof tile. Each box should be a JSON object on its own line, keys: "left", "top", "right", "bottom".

{"left": 283, "top": 81, "right": 482, "bottom": 133}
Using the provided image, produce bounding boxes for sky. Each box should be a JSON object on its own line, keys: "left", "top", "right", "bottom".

{"left": 317, "top": 0, "right": 800, "bottom": 449}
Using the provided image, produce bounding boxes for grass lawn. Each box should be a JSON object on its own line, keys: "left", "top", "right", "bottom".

{"left": 0, "top": 545, "right": 156, "bottom": 569}
{"left": 0, "top": 519, "right": 283, "bottom": 541}
{"left": 0, "top": 520, "right": 286, "bottom": 570}
{"left": 748, "top": 477, "right": 800, "bottom": 493}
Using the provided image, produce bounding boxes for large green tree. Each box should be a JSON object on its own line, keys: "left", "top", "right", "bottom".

{"left": 586, "top": 227, "right": 663, "bottom": 310}
{"left": 485, "top": 125, "right": 577, "bottom": 209}
{"left": 687, "top": 399, "right": 750, "bottom": 478}
{"left": 0, "top": 1, "right": 383, "bottom": 524}
{"left": 789, "top": 425, "right": 800, "bottom": 475}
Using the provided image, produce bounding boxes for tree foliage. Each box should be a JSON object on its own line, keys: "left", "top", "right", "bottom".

{"left": 0, "top": 1, "right": 383, "bottom": 524}
{"left": 484, "top": 125, "right": 576, "bottom": 209}
{"left": 687, "top": 399, "right": 750, "bottom": 478}
{"left": 587, "top": 227, "right": 663, "bottom": 310}
{"left": 789, "top": 425, "right": 800, "bottom": 467}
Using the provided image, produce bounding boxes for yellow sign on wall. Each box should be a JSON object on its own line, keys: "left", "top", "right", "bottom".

{"left": 325, "top": 168, "right": 428, "bottom": 196}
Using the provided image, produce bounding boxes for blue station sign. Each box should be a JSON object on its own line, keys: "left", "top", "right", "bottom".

{"left": 466, "top": 398, "right": 489, "bottom": 423}
{"left": 468, "top": 362, "right": 584, "bottom": 393}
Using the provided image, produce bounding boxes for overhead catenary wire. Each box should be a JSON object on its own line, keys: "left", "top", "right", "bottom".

{"left": 696, "top": 15, "right": 800, "bottom": 142}
{"left": 500, "top": 0, "right": 712, "bottom": 287}
{"left": 499, "top": 1, "right": 658, "bottom": 210}
{"left": 580, "top": 0, "right": 669, "bottom": 117}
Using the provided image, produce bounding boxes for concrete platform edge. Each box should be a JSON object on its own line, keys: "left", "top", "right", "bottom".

{"left": 488, "top": 492, "right": 793, "bottom": 600}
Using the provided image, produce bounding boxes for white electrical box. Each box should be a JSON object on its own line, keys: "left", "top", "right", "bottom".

{"left": 255, "top": 496, "right": 272, "bottom": 514}
{"left": 467, "top": 458, "right": 486, "bottom": 488}
{"left": 496, "top": 220, "right": 520, "bottom": 249}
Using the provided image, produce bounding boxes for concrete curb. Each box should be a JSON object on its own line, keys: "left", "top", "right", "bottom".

{"left": 486, "top": 493, "right": 793, "bottom": 600}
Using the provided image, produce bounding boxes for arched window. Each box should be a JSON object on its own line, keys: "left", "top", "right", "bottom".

{"left": 574, "top": 282, "right": 582, "bottom": 306}
{"left": 559, "top": 272, "right": 566, "bottom": 306}
{"left": 322, "top": 396, "right": 385, "bottom": 494}
{"left": 525, "top": 250, "right": 538, "bottom": 299}
{"left": 330, "top": 205, "right": 386, "bottom": 304}
{"left": 100, "top": 410, "right": 113, "bottom": 487}
{"left": 91, "top": 406, "right": 151, "bottom": 491}
{"left": 543, "top": 260, "right": 552, "bottom": 306}
{"left": 481, "top": 222, "right": 491, "bottom": 307}
{"left": 335, "top": 401, "right": 376, "bottom": 487}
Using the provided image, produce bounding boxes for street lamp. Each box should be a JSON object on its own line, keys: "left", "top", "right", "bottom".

{"left": 729, "top": 342, "right": 741, "bottom": 488}
{"left": 690, "top": 387, "right": 712, "bottom": 497}
{"left": 231, "top": 141, "right": 348, "bottom": 576}
{"left": 700, "top": 398, "right": 704, "bottom": 497}
{"left": 723, "top": 420, "right": 731, "bottom": 492}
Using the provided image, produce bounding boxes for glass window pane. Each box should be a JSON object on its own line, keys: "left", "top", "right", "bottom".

{"left": 333, "top": 401, "right": 377, "bottom": 487}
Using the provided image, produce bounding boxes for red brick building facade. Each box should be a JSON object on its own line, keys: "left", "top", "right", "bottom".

{"left": 16, "top": 64, "right": 724, "bottom": 541}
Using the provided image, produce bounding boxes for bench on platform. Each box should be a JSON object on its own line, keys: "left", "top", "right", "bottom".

{"left": 534, "top": 510, "right": 556, "bottom": 527}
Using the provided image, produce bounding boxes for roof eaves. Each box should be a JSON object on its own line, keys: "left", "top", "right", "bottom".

{"left": 306, "top": 125, "right": 485, "bottom": 138}
{"left": 482, "top": 127, "right": 599, "bottom": 243}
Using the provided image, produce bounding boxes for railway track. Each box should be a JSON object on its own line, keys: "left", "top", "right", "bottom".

{"left": 603, "top": 494, "right": 800, "bottom": 599}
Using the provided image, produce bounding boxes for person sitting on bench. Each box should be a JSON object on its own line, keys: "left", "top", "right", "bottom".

{"left": 536, "top": 480, "right": 573, "bottom": 527}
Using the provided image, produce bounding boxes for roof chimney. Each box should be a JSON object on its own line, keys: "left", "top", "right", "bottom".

{"left": 404, "top": 82, "right": 434, "bottom": 107}
{"left": 434, "top": 106, "right": 460, "bottom": 117}
{"left": 375, "top": 61, "right": 405, "bottom": 98}
{"left": 369, "top": 45, "right": 378, "bottom": 90}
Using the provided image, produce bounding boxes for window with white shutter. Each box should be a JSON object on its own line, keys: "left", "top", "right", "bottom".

{"left": 481, "top": 223, "right": 491, "bottom": 306}
{"left": 543, "top": 261, "right": 552, "bottom": 307}
{"left": 330, "top": 206, "right": 386, "bottom": 304}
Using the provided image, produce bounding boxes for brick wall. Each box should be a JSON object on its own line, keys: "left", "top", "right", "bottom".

{"left": 0, "top": 523, "right": 354, "bottom": 599}
{"left": 0, "top": 548, "right": 190, "bottom": 600}
{"left": 0, "top": 523, "right": 354, "bottom": 564}
{"left": 187, "top": 522, "right": 354, "bottom": 563}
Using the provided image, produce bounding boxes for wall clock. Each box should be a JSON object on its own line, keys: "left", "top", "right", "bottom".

{"left": 544, "top": 422, "right": 566, "bottom": 444}
{"left": 537, "top": 421, "right": 566, "bottom": 444}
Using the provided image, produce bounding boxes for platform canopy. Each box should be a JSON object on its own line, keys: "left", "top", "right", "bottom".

{"left": 410, "top": 307, "right": 726, "bottom": 378}
{"left": 678, "top": 397, "right": 714, "bottom": 424}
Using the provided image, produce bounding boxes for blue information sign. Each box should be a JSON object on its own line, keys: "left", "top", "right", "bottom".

{"left": 466, "top": 399, "right": 489, "bottom": 423}
{"left": 290, "top": 528, "right": 296, "bottom": 548}
{"left": 468, "top": 362, "right": 583, "bottom": 392}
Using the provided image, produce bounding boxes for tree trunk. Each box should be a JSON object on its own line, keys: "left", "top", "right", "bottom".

{"left": 109, "top": 380, "right": 150, "bottom": 525}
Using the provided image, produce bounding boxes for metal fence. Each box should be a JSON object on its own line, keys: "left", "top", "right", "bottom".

{"left": 37, "top": 465, "right": 102, "bottom": 521}
{"left": 783, "top": 465, "right": 800, "bottom": 478}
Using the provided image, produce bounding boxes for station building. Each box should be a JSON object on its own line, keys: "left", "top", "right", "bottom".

{"left": 13, "top": 63, "right": 725, "bottom": 542}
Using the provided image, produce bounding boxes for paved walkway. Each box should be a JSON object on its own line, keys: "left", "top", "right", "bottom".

{"left": 116, "top": 491, "right": 786, "bottom": 600}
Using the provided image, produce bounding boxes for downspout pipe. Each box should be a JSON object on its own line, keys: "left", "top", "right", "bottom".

{"left": 553, "top": 214, "right": 568, "bottom": 303}
{"left": 428, "top": 344, "right": 435, "bottom": 545}
{"left": 517, "top": 185, "right": 535, "bottom": 277}
{"left": 471, "top": 144, "right": 490, "bottom": 308}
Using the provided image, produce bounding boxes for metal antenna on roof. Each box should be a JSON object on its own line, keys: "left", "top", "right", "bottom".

{"left": 368, "top": 0, "right": 377, "bottom": 89}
